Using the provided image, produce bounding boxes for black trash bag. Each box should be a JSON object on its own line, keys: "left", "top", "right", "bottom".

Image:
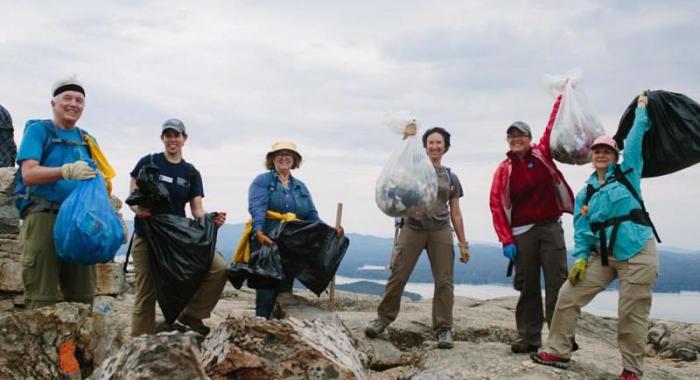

{"left": 276, "top": 220, "right": 350, "bottom": 296}
{"left": 0, "top": 104, "right": 16, "bottom": 168}
{"left": 140, "top": 212, "right": 217, "bottom": 324}
{"left": 227, "top": 224, "right": 284, "bottom": 290}
{"left": 125, "top": 160, "right": 171, "bottom": 208}
{"left": 614, "top": 90, "right": 700, "bottom": 178}
{"left": 227, "top": 243, "right": 284, "bottom": 290}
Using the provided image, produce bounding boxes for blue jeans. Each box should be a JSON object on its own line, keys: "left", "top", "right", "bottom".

{"left": 255, "top": 275, "right": 295, "bottom": 318}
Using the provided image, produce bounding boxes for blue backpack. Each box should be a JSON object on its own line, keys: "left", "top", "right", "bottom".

{"left": 15, "top": 121, "right": 90, "bottom": 217}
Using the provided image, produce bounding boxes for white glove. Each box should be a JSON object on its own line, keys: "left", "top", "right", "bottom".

{"left": 61, "top": 160, "right": 96, "bottom": 180}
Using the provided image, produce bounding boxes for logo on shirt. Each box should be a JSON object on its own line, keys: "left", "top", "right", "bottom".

{"left": 159, "top": 175, "right": 173, "bottom": 183}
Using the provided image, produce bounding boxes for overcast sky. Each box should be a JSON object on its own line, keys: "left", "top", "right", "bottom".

{"left": 2, "top": 1, "right": 699, "bottom": 251}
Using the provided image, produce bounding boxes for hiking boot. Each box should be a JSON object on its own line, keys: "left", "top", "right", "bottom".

{"left": 364, "top": 319, "right": 387, "bottom": 338}
{"left": 437, "top": 329, "right": 454, "bottom": 349}
{"left": 177, "top": 315, "right": 211, "bottom": 336}
{"left": 530, "top": 352, "right": 570, "bottom": 369}
{"left": 572, "top": 337, "right": 580, "bottom": 352}
{"left": 511, "top": 341, "right": 540, "bottom": 353}
{"left": 619, "top": 369, "right": 639, "bottom": 380}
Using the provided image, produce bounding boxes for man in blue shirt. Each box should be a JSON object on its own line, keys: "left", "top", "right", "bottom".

{"left": 15, "top": 76, "right": 99, "bottom": 309}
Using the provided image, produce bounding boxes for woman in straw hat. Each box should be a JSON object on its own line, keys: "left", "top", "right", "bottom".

{"left": 246, "top": 140, "right": 342, "bottom": 318}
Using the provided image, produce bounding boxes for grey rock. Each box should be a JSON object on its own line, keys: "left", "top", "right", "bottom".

{"left": 0, "top": 256, "right": 22, "bottom": 293}
{"left": 89, "top": 332, "right": 207, "bottom": 380}
{"left": 674, "top": 348, "right": 697, "bottom": 362}
{"left": 95, "top": 263, "right": 125, "bottom": 296}
{"left": 0, "top": 167, "right": 18, "bottom": 234}
{"left": 0, "top": 297, "right": 13, "bottom": 311}
{"left": 201, "top": 315, "right": 367, "bottom": 380}
{"left": 0, "top": 301, "right": 130, "bottom": 379}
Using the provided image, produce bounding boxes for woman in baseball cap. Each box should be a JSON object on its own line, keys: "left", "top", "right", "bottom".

{"left": 489, "top": 95, "right": 575, "bottom": 355}
{"left": 127, "top": 118, "right": 228, "bottom": 337}
{"left": 533, "top": 93, "right": 661, "bottom": 380}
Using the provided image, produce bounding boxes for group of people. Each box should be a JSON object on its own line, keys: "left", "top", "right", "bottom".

{"left": 12, "top": 76, "right": 658, "bottom": 379}
{"left": 364, "top": 92, "right": 657, "bottom": 380}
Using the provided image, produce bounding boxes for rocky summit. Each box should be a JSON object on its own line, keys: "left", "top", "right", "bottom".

{"left": 0, "top": 287, "right": 698, "bottom": 380}
{"left": 1, "top": 165, "right": 698, "bottom": 379}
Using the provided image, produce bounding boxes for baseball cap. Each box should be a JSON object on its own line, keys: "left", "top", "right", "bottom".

{"left": 507, "top": 121, "right": 531, "bottom": 136}
{"left": 161, "top": 118, "right": 186, "bottom": 135}
{"left": 590, "top": 135, "right": 619, "bottom": 154}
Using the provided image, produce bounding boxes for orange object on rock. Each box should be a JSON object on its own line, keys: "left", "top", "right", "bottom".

{"left": 58, "top": 340, "right": 80, "bottom": 375}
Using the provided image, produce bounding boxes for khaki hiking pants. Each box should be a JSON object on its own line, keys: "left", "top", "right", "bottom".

{"left": 131, "top": 234, "right": 227, "bottom": 336}
{"left": 20, "top": 212, "right": 96, "bottom": 309}
{"left": 512, "top": 218, "right": 568, "bottom": 347}
{"left": 546, "top": 239, "right": 658, "bottom": 377}
{"left": 377, "top": 224, "right": 454, "bottom": 332}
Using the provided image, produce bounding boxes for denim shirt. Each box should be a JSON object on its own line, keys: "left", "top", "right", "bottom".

{"left": 573, "top": 106, "right": 652, "bottom": 261}
{"left": 248, "top": 170, "right": 319, "bottom": 234}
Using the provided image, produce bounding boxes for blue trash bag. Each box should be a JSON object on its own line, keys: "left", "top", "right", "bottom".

{"left": 54, "top": 172, "right": 124, "bottom": 264}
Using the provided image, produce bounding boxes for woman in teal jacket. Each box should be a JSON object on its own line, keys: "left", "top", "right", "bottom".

{"left": 532, "top": 93, "right": 659, "bottom": 380}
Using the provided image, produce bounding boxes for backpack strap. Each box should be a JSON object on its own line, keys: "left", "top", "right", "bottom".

{"left": 613, "top": 165, "right": 642, "bottom": 207}
{"left": 187, "top": 162, "right": 195, "bottom": 190}
{"left": 612, "top": 165, "right": 661, "bottom": 243}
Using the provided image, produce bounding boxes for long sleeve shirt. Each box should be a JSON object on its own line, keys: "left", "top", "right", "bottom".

{"left": 573, "top": 106, "right": 652, "bottom": 261}
{"left": 248, "top": 170, "right": 319, "bottom": 234}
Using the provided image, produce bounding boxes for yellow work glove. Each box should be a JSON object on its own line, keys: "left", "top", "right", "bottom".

{"left": 458, "top": 242, "right": 470, "bottom": 263}
{"left": 61, "top": 160, "right": 96, "bottom": 180}
{"left": 568, "top": 259, "right": 587, "bottom": 286}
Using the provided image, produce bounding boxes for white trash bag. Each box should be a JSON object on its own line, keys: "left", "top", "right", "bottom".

{"left": 545, "top": 69, "right": 606, "bottom": 165}
{"left": 375, "top": 116, "right": 438, "bottom": 217}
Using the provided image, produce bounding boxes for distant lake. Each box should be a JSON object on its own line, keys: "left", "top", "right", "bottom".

{"left": 334, "top": 275, "right": 700, "bottom": 324}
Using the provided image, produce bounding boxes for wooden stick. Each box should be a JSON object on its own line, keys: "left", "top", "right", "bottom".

{"left": 330, "top": 202, "right": 343, "bottom": 310}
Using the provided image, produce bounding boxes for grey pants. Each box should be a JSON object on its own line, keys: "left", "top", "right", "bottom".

{"left": 377, "top": 224, "right": 455, "bottom": 332}
{"left": 512, "top": 219, "right": 568, "bottom": 346}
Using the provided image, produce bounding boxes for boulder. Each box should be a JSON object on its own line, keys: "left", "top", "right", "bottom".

{"left": 0, "top": 167, "right": 18, "bottom": 235}
{"left": 648, "top": 320, "right": 700, "bottom": 361}
{"left": 88, "top": 332, "right": 206, "bottom": 380}
{"left": 95, "top": 263, "right": 125, "bottom": 296}
{"left": 0, "top": 254, "right": 22, "bottom": 293}
{"left": 0, "top": 302, "right": 130, "bottom": 379}
{"left": 201, "top": 316, "right": 367, "bottom": 380}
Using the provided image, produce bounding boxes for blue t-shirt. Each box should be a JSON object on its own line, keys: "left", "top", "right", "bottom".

{"left": 16, "top": 120, "right": 92, "bottom": 204}
{"left": 130, "top": 153, "right": 204, "bottom": 235}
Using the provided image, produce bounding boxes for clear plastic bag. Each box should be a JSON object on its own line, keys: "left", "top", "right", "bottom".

{"left": 375, "top": 117, "right": 438, "bottom": 217}
{"left": 54, "top": 171, "right": 125, "bottom": 265}
{"left": 545, "top": 69, "right": 606, "bottom": 165}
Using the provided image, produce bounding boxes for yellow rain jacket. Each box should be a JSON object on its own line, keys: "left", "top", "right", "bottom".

{"left": 84, "top": 134, "right": 116, "bottom": 194}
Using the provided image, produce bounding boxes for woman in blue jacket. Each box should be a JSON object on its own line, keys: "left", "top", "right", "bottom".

{"left": 532, "top": 93, "right": 660, "bottom": 380}
{"left": 247, "top": 140, "right": 342, "bottom": 318}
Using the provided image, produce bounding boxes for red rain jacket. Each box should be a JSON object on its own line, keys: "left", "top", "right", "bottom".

{"left": 489, "top": 95, "right": 574, "bottom": 246}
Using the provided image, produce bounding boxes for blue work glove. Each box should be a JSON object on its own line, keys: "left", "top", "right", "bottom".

{"left": 503, "top": 243, "right": 517, "bottom": 261}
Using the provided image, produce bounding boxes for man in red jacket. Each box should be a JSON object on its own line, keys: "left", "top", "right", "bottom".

{"left": 489, "top": 95, "right": 574, "bottom": 353}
